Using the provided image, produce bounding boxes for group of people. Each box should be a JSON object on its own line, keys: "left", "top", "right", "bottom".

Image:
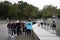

{"left": 52, "top": 21, "right": 56, "bottom": 31}
{"left": 7, "top": 19, "right": 32, "bottom": 37}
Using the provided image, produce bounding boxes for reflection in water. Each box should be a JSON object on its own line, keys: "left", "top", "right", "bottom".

{"left": 37, "top": 19, "right": 56, "bottom": 34}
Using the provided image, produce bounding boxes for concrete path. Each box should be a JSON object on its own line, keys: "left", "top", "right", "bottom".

{"left": 6, "top": 33, "right": 34, "bottom": 40}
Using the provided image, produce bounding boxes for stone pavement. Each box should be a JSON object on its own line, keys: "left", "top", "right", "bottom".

{"left": 6, "top": 33, "right": 34, "bottom": 40}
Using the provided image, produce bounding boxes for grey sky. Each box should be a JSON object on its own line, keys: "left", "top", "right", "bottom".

{"left": 0, "top": 0, "right": 60, "bottom": 10}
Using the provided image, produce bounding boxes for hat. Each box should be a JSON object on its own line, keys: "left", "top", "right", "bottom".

{"left": 16, "top": 20, "right": 19, "bottom": 23}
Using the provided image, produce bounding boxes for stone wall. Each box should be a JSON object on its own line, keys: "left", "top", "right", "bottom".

{"left": 56, "top": 20, "right": 60, "bottom": 37}
{"left": 32, "top": 30, "right": 40, "bottom": 40}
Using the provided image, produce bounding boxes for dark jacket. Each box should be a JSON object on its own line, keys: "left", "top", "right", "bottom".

{"left": 7, "top": 23, "right": 11, "bottom": 29}
{"left": 16, "top": 23, "right": 21, "bottom": 29}
{"left": 11, "top": 23, "right": 16, "bottom": 30}
{"left": 22, "top": 23, "right": 25, "bottom": 28}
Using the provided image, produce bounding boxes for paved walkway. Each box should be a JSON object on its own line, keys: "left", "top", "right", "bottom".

{"left": 15, "top": 34, "right": 33, "bottom": 40}
{"left": 7, "top": 33, "right": 34, "bottom": 40}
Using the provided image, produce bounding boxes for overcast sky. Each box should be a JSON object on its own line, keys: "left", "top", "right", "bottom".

{"left": 0, "top": 0, "right": 60, "bottom": 10}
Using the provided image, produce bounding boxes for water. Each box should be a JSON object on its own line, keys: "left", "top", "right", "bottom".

{"left": 37, "top": 19, "right": 56, "bottom": 34}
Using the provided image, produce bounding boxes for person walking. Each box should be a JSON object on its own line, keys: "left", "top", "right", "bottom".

{"left": 25, "top": 19, "right": 32, "bottom": 37}
{"left": 7, "top": 20, "right": 12, "bottom": 35}
{"left": 16, "top": 20, "right": 22, "bottom": 36}
{"left": 21, "top": 22, "right": 25, "bottom": 32}
{"left": 52, "top": 21, "right": 56, "bottom": 31}
{"left": 11, "top": 21, "right": 16, "bottom": 35}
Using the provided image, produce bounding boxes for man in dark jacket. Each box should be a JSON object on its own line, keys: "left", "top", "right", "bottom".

{"left": 16, "top": 20, "right": 22, "bottom": 35}
{"left": 7, "top": 21, "right": 12, "bottom": 34}
{"left": 11, "top": 21, "right": 16, "bottom": 35}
